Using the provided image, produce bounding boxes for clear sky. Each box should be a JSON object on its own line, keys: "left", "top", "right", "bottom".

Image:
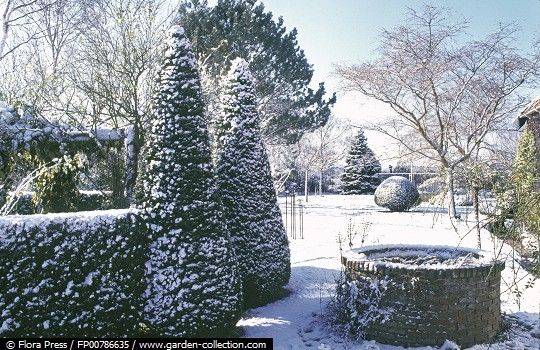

{"left": 259, "top": 0, "right": 540, "bottom": 164}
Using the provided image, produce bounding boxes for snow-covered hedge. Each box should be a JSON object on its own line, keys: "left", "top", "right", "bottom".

{"left": 0, "top": 209, "right": 145, "bottom": 336}
{"left": 374, "top": 176, "right": 419, "bottom": 212}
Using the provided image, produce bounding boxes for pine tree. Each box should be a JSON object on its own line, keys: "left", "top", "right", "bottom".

{"left": 341, "top": 130, "right": 381, "bottom": 194}
{"left": 215, "top": 58, "right": 290, "bottom": 307}
{"left": 178, "top": 0, "right": 336, "bottom": 143}
{"left": 141, "top": 26, "right": 242, "bottom": 336}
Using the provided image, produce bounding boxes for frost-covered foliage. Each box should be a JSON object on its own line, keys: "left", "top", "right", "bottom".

{"left": 215, "top": 58, "right": 291, "bottom": 307}
{"left": 341, "top": 130, "right": 381, "bottom": 194}
{"left": 0, "top": 209, "right": 144, "bottom": 336}
{"left": 329, "top": 274, "right": 394, "bottom": 339}
{"left": 0, "top": 102, "right": 56, "bottom": 155}
{"left": 0, "top": 101, "right": 125, "bottom": 153}
{"left": 418, "top": 176, "right": 445, "bottom": 195}
{"left": 140, "top": 26, "right": 242, "bottom": 336}
{"left": 374, "top": 176, "right": 419, "bottom": 212}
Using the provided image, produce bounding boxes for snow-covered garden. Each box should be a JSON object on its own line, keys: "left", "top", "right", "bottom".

{"left": 1, "top": 0, "right": 539, "bottom": 349}
{"left": 240, "top": 195, "right": 539, "bottom": 349}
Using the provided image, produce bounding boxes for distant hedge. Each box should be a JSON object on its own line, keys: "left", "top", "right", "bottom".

{"left": 7, "top": 190, "right": 115, "bottom": 215}
{"left": 0, "top": 209, "right": 145, "bottom": 336}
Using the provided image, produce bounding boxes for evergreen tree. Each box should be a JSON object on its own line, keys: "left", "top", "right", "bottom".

{"left": 141, "top": 26, "right": 242, "bottom": 336}
{"left": 341, "top": 130, "right": 381, "bottom": 194}
{"left": 178, "top": 0, "right": 336, "bottom": 144}
{"left": 512, "top": 127, "right": 540, "bottom": 236}
{"left": 215, "top": 58, "right": 290, "bottom": 307}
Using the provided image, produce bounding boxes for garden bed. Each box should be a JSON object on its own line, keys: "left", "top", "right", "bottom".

{"left": 341, "top": 244, "right": 505, "bottom": 347}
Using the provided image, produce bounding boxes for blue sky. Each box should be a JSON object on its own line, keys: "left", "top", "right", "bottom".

{"left": 260, "top": 0, "right": 540, "bottom": 162}
{"left": 262, "top": 0, "right": 539, "bottom": 85}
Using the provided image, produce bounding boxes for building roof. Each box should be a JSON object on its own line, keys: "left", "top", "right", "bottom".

{"left": 516, "top": 97, "right": 540, "bottom": 129}
{"left": 521, "top": 97, "right": 540, "bottom": 116}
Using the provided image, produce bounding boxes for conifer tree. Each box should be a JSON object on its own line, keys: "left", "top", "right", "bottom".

{"left": 215, "top": 58, "right": 290, "bottom": 307}
{"left": 141, "top": 26, "right": 242, "bottom": 336}
{"left": 341, "top": 130, "right": 381, "bottom": 194}
{"left": 512, "top": 127, "right": 540, "bottom": 236}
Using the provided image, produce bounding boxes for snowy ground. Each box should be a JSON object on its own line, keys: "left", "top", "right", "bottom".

{"left": 237, "top": 195, "right": 540, "bottom": 350}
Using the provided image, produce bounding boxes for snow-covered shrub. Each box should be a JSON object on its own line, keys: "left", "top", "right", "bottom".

{"left": 374, "top": 176, "right": 419, "bottom": 212}
{"left": 418, "top": 176, "right": 445, "bottom": 193}
{"left": 429, "top": 189, "right": 473, "bottom": 207}
{"left": 0, "top": 209, "right": 145, "bottom": 336}
{"left": 215, "top": 58, "right": 290, "bottom": 307}
{"left": 5, "top": 191, "right": 34, "bottom": 214}
{"left": 33, "top": 155, "right": 86, "bottom": 213}
{"left": 140, "top": 26, "right": 242, "bottom": 336}
{"left": 341, "top": 130, "right": 381, "bottom": 194}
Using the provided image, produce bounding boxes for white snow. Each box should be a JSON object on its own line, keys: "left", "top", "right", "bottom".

{"left": 344, "top": 244, "right": 500, "bottom": 270}
{"left": 238, "top": 194, "right": 540, "bottom": 349}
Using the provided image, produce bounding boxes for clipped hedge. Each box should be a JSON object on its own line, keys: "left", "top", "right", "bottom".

{"left": 374, "top": 176, "right": 420, "bottom": 212}
{"left": 0, "top": 209, "right": 145, "bottom": 336}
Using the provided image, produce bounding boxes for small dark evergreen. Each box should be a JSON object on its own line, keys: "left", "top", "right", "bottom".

{"left": 215, "top": 58, "right": 291, "bottom": 308}
{"left": 141, "top": 26, "right": 242, "bottom": 336}
{"left": 341, "top": 130, "right": 381, "bottom": 194}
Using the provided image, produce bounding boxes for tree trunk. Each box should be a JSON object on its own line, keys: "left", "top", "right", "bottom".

{"left": 123, "top": 124, "right": 140, "bottom": 205}
{"left": 304, "top": 169, "right": 309, "bottom": 202}
{"left": 446, "top": 169, "right": 457, "bottom": 218}
{"left": 319, "top": 168, "right": 323, "bottom": 196}
{"left": 109, "top": 146, "right": 125, "bottom": 207}
{"left": 472, "top": 186, "right": 481, "bottom": 248}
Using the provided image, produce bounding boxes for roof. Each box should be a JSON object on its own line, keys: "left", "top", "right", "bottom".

{"left": 521, "top": 97, "right": 540, "bottom": 116}
{"left": 515, "top": 97, "right": 540, "bottom": 129}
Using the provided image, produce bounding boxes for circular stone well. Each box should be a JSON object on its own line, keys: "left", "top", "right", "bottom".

{"left": 341, "top": 244, "right": 505, "bottom": 348}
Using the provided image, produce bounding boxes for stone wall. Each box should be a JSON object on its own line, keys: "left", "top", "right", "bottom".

{"left": 342, "top": 256, "right": 505, "bottom": 347}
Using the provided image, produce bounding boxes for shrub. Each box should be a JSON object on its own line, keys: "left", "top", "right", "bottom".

{"left": 7, "top": 190, "right": 113, "bottom": 215}
{"left": 215, "top": 58, "right": 291, "bottom": 307}
{"left": 374, "top": 176, "right": 419, "bottom": 212}
{"left": 511, "top": 128, "right": 539, "bottom": 275}
{"left": 33, "top": 155, "right": 86, "bottom": 213}
{"left": 140, "top": 26, "right": 242, "bottom": 336}
{"left": 0, "top": 209, "right": 145, "bottom": 336}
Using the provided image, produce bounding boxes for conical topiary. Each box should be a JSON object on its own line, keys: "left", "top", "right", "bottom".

{"left": 215, "top": 58, "right": 290, "bottom": 307}
{"left": 141, "top": 26, "right": 242, "bottom": 336}
{"left": 341, "top": 130, "right": 381, "bottom": 194}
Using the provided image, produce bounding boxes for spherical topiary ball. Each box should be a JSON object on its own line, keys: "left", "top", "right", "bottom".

{"left": 374, "top": 176, "right": 420, "bottom": 212}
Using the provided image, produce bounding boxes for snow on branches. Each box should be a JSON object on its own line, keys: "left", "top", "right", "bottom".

{"left": 215, "top": 58, "right": 291, "bottom": 307}
{"left": 140, "top": 26, "right": 242, "bottom": 336}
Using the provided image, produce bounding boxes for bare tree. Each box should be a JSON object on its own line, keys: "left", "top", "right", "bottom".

{"left": 0, "top": 0, "right": 56, "bottom": 61}
{"left": 335, "top": 5, "right": 539, "bottom": 217}
{"left": 312, "top": 116, "right": 351, "bottom": 196}
{"left": 66, "top": 0, "right": 174, "bottom": 202}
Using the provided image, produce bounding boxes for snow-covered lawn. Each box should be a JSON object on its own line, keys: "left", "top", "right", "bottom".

{"left": 237, "top": 195, "right": 539, "bottom": 349}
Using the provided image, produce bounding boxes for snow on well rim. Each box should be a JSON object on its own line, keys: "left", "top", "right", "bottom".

{"left": 343, "top": 244, "right": 504, "bottom": 270}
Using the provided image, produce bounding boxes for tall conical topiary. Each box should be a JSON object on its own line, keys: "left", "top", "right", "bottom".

{"left": 141, "top": 26, "right": 242, "bottom": 336}
{"left": 341, "top": 130, "right": 381, "bottom": 194}
{"left": 215, "top": 58, "right": 290, "bottom": 307}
